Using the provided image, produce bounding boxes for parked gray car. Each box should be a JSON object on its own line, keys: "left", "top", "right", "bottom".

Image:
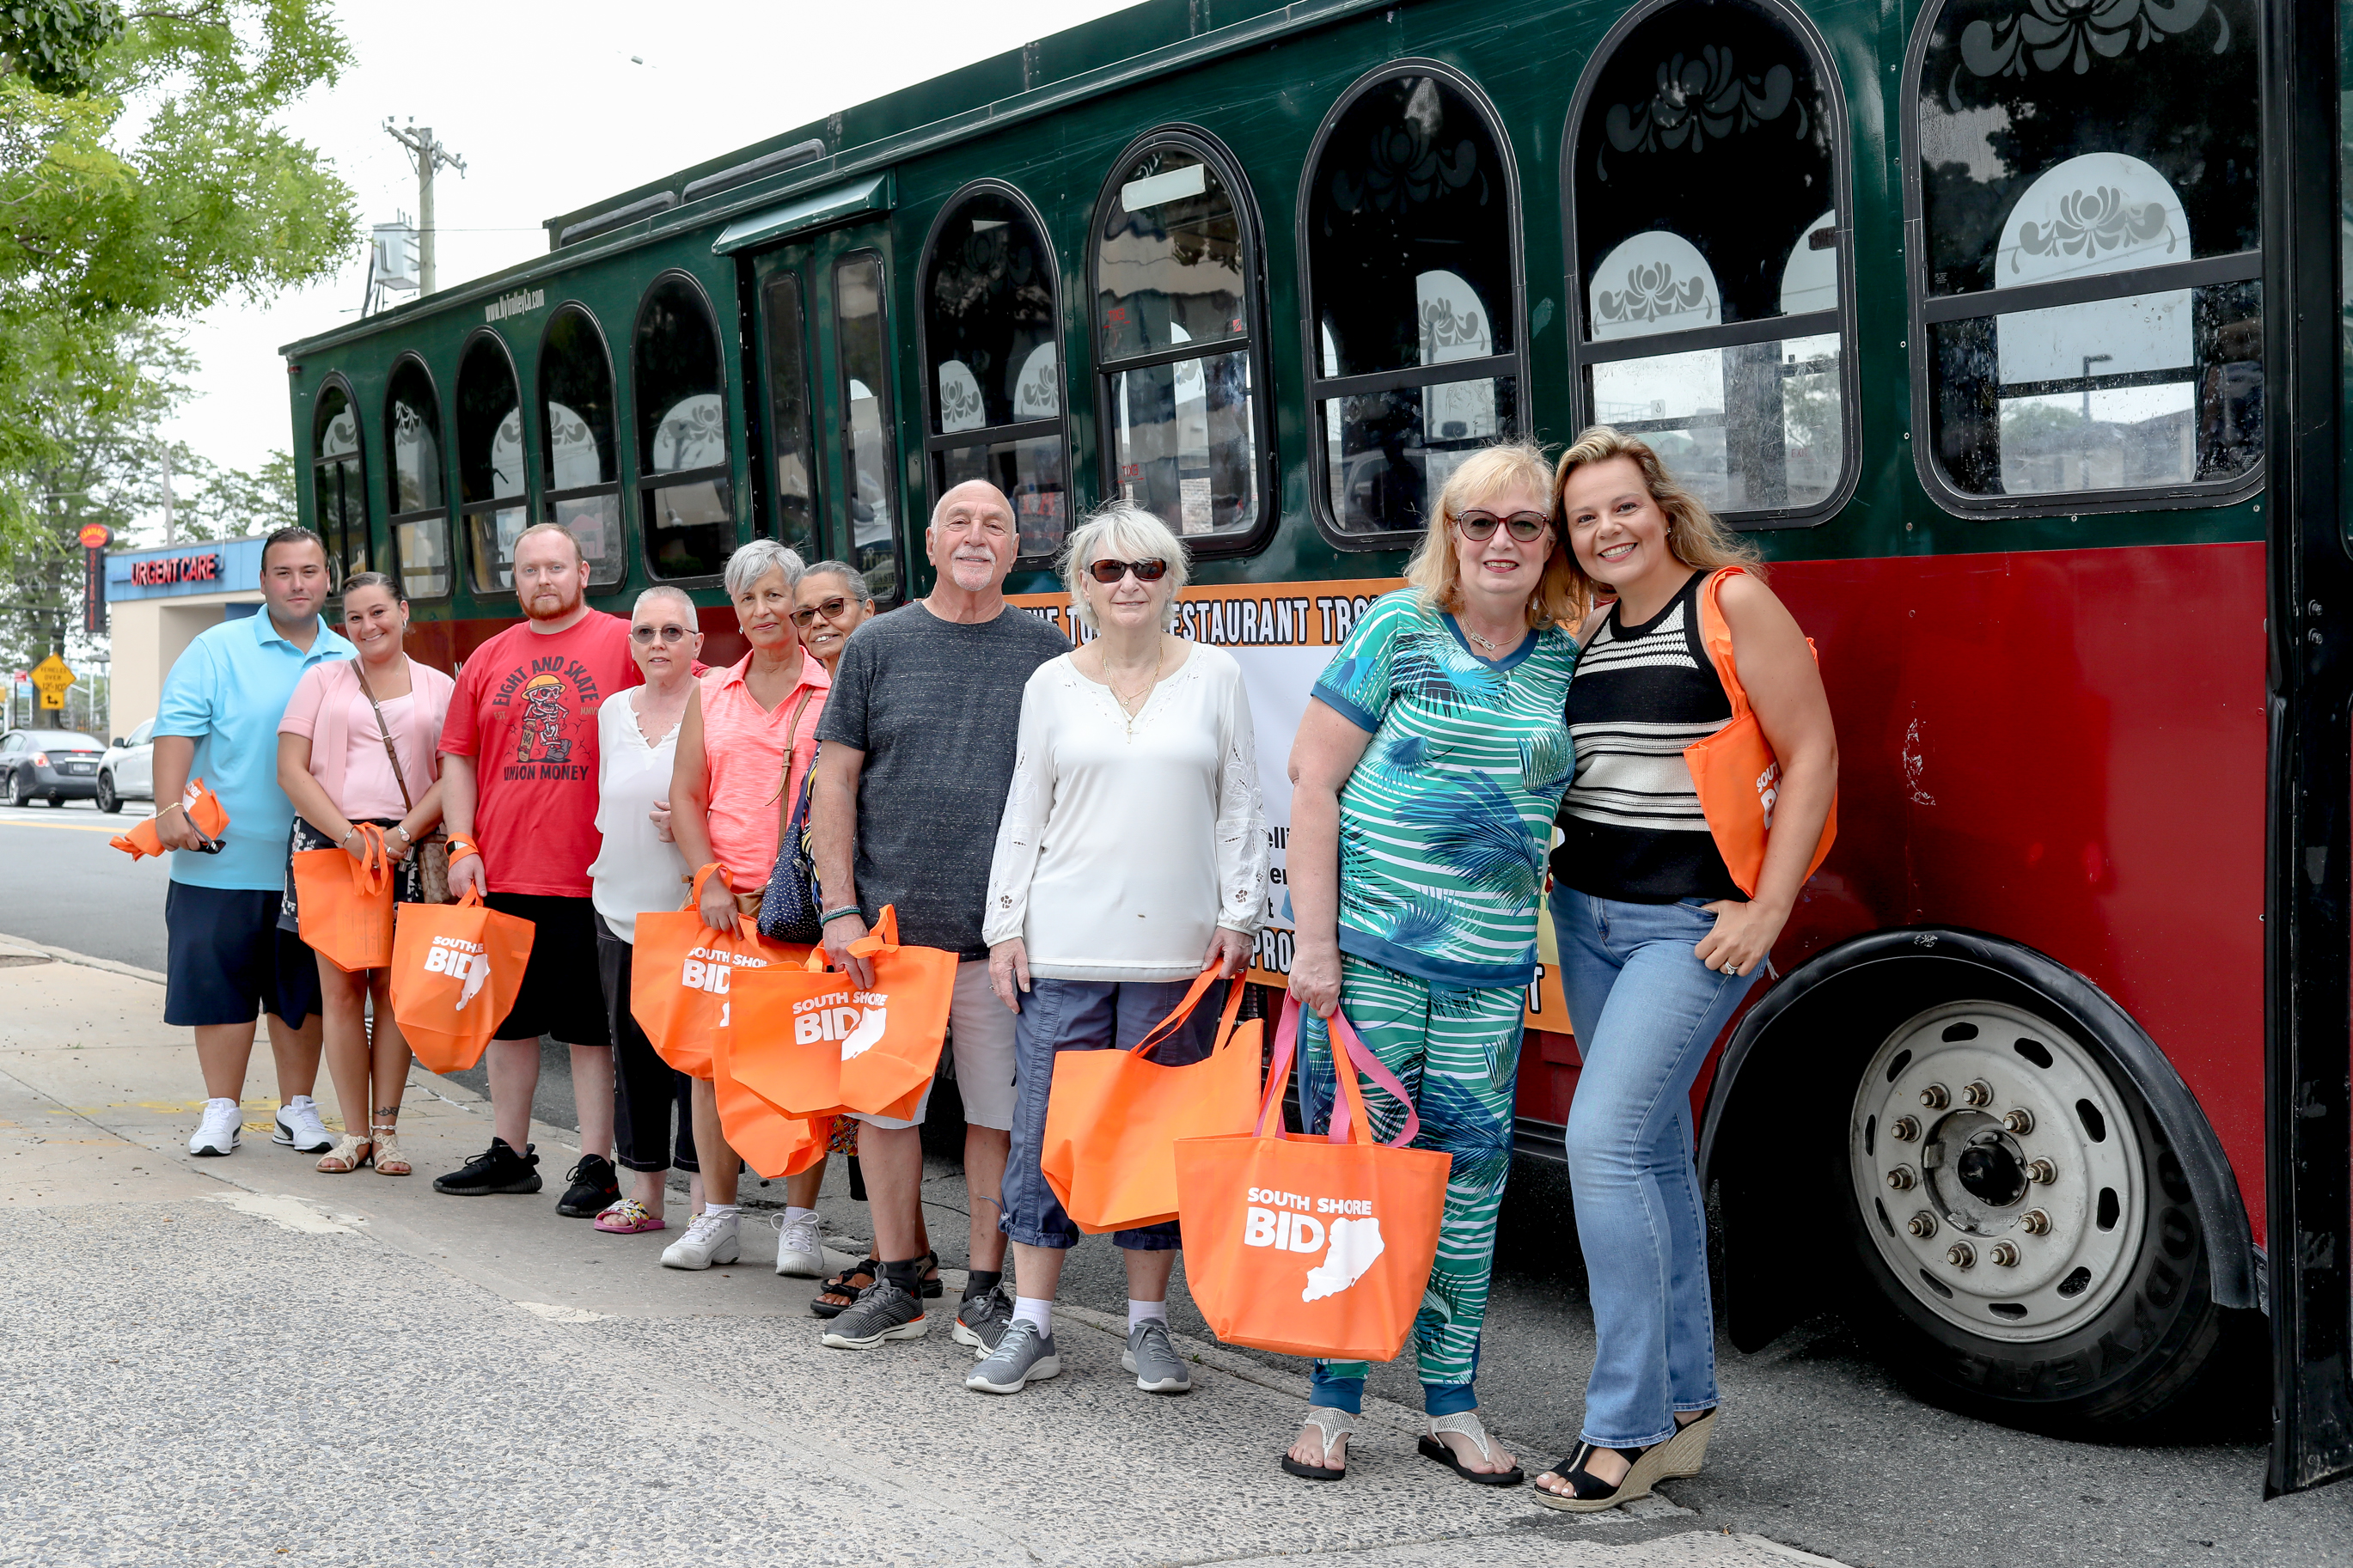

{"left": 1, "top": 729, "right": 108, "bottom": 807}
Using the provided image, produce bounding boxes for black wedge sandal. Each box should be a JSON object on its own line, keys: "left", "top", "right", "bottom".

{"left": 1531, "top": 1438, "right": 1669, "bottom": 1513}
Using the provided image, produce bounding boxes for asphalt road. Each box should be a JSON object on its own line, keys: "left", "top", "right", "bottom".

{"left": 4, "top": 807, "right": 2349, "bottom": 1561}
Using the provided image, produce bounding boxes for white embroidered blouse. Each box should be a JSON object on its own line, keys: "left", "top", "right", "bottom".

{"left": 982, "top": 642, "right": 1270, "bottom": 982}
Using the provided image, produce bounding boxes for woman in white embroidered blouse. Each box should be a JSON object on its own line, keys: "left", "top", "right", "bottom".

{"left": 972, "top": 503, "right": 1268, "bottom": 1397}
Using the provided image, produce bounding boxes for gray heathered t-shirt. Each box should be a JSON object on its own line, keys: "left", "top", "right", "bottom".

{"left": 814, "top": 600, "right": 1070, "bottom": 957}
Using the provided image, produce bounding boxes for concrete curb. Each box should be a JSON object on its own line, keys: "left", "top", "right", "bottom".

{"left": 0, "top": 937, "right": 163, "bottom": 986}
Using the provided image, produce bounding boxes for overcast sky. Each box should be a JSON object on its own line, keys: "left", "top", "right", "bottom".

{"left": 163, "top": 0, "right": 1135, "bottom": 479}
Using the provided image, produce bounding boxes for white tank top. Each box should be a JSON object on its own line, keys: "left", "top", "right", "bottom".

{"left": 587, "top": 693, "right": 690, "bottom": 943}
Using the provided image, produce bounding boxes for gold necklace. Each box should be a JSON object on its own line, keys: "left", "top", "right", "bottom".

{"left": 1098, "top": 645, "right": 1167, "bottom": 739}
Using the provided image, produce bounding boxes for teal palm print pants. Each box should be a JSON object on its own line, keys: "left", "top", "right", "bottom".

{"left": 1299, "top": 953, "right": 1524, "bottom": 1416}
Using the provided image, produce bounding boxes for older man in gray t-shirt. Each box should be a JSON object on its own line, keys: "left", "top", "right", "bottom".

{"left": 810, "top": 479, "right": 1068, "bottom": 1355}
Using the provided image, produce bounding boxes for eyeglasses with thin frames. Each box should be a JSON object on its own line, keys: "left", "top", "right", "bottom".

{"left": 1453, "top": 510, "right": 1552, "bottom": 543}
{"left": 790, "top": 596, "right": 854, "bottom": 628}
{"left": 630, "top": 624, "right": 693, "bottom": 645}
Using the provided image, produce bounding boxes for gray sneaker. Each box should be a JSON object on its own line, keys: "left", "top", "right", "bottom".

{"left": 1121, "top": 1317, "right": 1193, "bottom": 1394}
{"left": 819, "top": 1280, "right": 929, "bottom": 1349}
{"left": 950, "top": 1283, "right": 1014, "bottom": 1355}
{"left": 965, "top": 1317, "right": 1060, "bottom": 1394}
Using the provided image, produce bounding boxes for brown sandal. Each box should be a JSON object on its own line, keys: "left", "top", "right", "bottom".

{"left": 807, "top": 1248, "right": 941, "bottom": 1318}
{"left": 315, "top": 1133, "right": 373, "bottom": 1174}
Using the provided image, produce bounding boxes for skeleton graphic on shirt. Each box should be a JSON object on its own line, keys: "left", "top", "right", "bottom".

{"left": 516, "top": 673, "right": 574, "bottom": 765}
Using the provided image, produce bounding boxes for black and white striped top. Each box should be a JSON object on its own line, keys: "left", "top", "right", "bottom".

{"left": 1552, "top": 570, "right": 1741, "bottom": 903}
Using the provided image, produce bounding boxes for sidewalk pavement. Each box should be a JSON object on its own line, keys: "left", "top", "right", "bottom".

{"left": 0, "top": 936, "right": 1851, "bottom": 1568}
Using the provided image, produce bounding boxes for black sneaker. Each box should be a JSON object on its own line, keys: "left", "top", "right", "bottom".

{"left": 556, "top": 1153, "right": 619, "bottom": 1217}
{"left": 433, "top": 1138, "right": 542, "bottom": 1196}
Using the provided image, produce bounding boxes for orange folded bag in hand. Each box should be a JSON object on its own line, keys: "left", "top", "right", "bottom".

{"left": 1040, "top": 967, "right": 1261, "bottom": 1235}
{"left": 388, "top": 887, "right": 535, "bottom": 1075}
{"left": 1173, "top": 995, "right": 1450, "bottom": 1364}
{"left": 710, "top": 1021, "right": 832, "bottom": 1181}
{"left": 292, "top": 824, "right": 395, "bottom": 973}
{"left": 724, "top": 905, "right": 956, "bottom": 1119}
{"left": 1684, "top": 565, "right": 1837, "bottom": 898}
{"left": 110, "top": 778, "right": 229, "bottom": 859}
{"left": 631, "top": 869, "right": 808, "bottom": 1082}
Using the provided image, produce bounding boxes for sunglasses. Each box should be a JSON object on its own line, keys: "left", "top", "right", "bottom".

{"left": 631, "top": 624, "right": 693, "bottom": 645}
{"left": 1454, "top": 510, "right": 1553, "bottom": 542}
{"left": 1087, "top": 558, "right": 1170, "bottom": 584}
{"left": 790, "top": 596, "right": 855, "bottom": 627}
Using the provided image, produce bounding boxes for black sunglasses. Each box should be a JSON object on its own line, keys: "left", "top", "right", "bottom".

{"left": 1454, "top": 510, "right": 1552, "bottom": 542}
{"left": 790, "top": 596, "right": 854, "bottom": 627}
{"left": 1087, "top": 558, "right": 1170, "bottom": 584}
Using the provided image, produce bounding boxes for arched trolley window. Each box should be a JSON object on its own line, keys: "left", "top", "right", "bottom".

{"left": 1302, "top": 64, "right": 1525, "bottom": 545}
{"left": 311, "top": 381, "right": 368, "bottom": 584}
{"left": 920, "top": 183, "right": 1071, "bottom": 561}
{"left": 384, "top": 357, "right": 449, "bottom": 601}
{"left": 1091, "top": 130, "right": 1269, "bottom": 547}
{"left": 635, "top": 273, "right": 736, "bottom": 582}
{"left": 456, "top": 333, "right": 529, "bottom": 593}
{"left": 1904, "top": 0, "right": 2259, "bottom": 509}
{"left": 538, "top": 305, "right": 626, "bottom": 589}
{"left": 1564, "top": 0, "right": 1856, "bottom": 522}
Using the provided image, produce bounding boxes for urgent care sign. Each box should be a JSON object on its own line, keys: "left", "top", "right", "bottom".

{"left": 128, "top": 552, "right": 222, "bottom": 587}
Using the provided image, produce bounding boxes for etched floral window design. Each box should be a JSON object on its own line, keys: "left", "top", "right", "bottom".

{"left": 922, "top": 186, "right": 1070, "bottom": 560}
{"left": 1567, "top": 0, "right": 1850, "bottom": 521}
{"left": 384, "top": 358, "right": 449, "bottom": 601}
{"left": 634, "top": 275, "right": 736, "bottom": 582}
{"left": 1911, "top": 0, "right": 2259, "bottom": 502}
{"left": 456, "top": 335, "right": 529, "bottom": 594}
{"left": 312, "top": 383, "right": 369, "bottom": 588}
{"left": 534, "top": 306, "right": 624, "bottom": 589}
{"left": 1305, "top": 68, "right": 1523, "bottom": 540}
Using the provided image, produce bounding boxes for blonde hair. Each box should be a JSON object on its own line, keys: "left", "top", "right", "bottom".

{"left": 1552, "top": 426, "right": 1762, "bottom": 601}
{"left": 1403, "top": 442, "right": 1583, "bottom": 630}
{"left": 1060, "top": 501, "right": 1191, "bottom": 631}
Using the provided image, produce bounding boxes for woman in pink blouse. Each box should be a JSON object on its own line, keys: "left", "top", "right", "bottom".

{"left": 277, "top": 573, "right": 456, "bottom": 1175}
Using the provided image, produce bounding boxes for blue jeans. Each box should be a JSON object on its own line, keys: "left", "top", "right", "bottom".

{"left": 1551, "top": 886, "right": 1758, "bottom": 1449}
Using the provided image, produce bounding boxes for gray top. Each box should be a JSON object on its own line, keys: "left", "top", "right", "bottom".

{"left": 815, "top": 600, "right": 1070, "bottom": 956}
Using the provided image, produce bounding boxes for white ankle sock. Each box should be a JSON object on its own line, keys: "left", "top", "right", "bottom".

{"left": 783, "top": 1205, "right": 817, "bottom": 1225}
{"left": 1128, "top": 1299, "right": 1168, "bottom": 1330}
{"left": 1013, "top": 1296, "right": 1054, "bottom": 1336}
{"left": 704, "top": 1203, "right": 739, "bottom": 1221}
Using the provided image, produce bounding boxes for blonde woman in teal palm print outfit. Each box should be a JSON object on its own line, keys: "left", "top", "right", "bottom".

{"left": 1283, "top": 443, "right": 1582, "bottom": 1486}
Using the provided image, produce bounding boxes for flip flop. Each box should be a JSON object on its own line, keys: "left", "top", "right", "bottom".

{"left": 1280, "top": 1407, "right": 1356, "bottom": 1481}
{"left": 1417, "top": 1410, "right": 1524, "bottom": 1486}
{"left": 593, "top": 1199, "right": 666, "bottom": 1234}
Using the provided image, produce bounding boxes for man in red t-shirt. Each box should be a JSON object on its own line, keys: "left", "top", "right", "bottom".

{"left": 432, "top": 522, "right": 640, "bottom": 1212}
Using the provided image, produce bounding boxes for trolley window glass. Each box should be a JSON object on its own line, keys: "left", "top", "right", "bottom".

{"left": 1091, "top": 133, "right": 1267, "bottom": 546}
{"left": 537, "top": 305, "right": 626, "bottom": 589}
{"left": 1303, "top": 65, "right": 1524, "bottom": 544}
{"left": 311, "top": 382, "right": 368, "bottom": 584}
{"left": 384, "top": 358, "right": 449, "bottom": 601}
{"left": 760, "top": 271, "right": 818, "bottom": 563}
{"left": 1906, "top": 0, "right": 2260, "bottom": 508}
{"left": 456, "top": 333, "right": 529, "bottom": 593}
{"left": 1566, "top": 0, "right": 1855, "bottom": 523}
{"left": 920, "top": 186, "right": 1070, "bottom": 560}
{"left": 834, "top": 250, "right": 901, "bottom": 605}
{"left": 634, "top": 275, "right": 736, "bottom": 582}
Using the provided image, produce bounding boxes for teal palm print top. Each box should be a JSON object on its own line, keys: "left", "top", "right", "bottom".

{"left": 1312, "top": 589, "right": 1578, "bottom": 988}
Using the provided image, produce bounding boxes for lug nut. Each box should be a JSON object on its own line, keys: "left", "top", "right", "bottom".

{"left": 1907, "top": 1211, "right": 1939, "bottom": 1239}
{"left": 1890, "top": 1116, "right": 1920, "bottom": 1142}
{"left": 1962, "top": 1080, "right": 1993, "bottom": 1107}
{"left": 2002, "top": 1108, "right": 2035, "bottom": 1135}
{"left": 2026, "top": 1158, "right": 2057, "bottom": 1185}
{"left": 1989, "top": 1242, "right": 2020, "bottom": 1267}
{"left": 1947, "top": 1242, "right": 1977, "bottom": 1268}
{"left": 1920, "top": 1083, "right": 1950, "bottom": 1110}
{"left": 2020, "top": 1209, "right": 2051, "bottom": 1235}
{"left": 1885, "top": 1165, "right": 1916, "bottom": 1191}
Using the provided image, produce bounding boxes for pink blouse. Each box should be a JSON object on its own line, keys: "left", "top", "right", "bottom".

{"left": 279, "top": 657, "right": 456, "bottom": 820}
{"left": 695, "top": 650, "right": 829, "bottom": 888}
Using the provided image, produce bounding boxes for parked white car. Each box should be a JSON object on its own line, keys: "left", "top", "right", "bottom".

{"left": 97, "top": 719, "right": 156, "bottom": 812}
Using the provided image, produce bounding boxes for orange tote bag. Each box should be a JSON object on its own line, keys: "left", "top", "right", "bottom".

{"left": 630, "top": 867, "right": 809, "bottom": 1082}
{"left": 388, "top": 888, "right": 535, "bottom": 1075}
{"left": 292, "top": 824, "right": 395, "bottom": 973}
{"left": 710, "top": 1019, "right": 832, "bottom": 1181}
{"left": 1040, "top": 968, "right": 1262, "bottom": 1235}
{"left": 1683, "top": 566, "right": 1837, "bottom": 898}
{"left": 1172, "top": 997, "right": 1450, "bottom": 1364}
{"left": 725, "top": 906, "right": 956, "bottom": 1119}
{"left": 111, "top": 778, "right": 229, "bottom": 859}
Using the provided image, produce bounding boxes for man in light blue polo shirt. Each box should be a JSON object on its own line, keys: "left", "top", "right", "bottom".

{"left": 152, "top": 525, "right": 354, "bottom": 1159}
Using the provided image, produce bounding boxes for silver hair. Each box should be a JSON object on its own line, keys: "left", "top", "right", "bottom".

{"left": 1060, "top": 502, "right": 1191, "bottom": 632}
{"left": 798, "top": 560, "right": 875, "bottom": 608}
{"left": 722, "top": 539, "right": 805, "bottom": 599}
{"left": 630, "top": 585, "right": 697, "bottom": 622}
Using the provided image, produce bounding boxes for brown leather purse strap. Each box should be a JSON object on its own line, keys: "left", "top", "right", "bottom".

{"left": 351, "top": 658, "right": 416, "bottom": 815}
{"left": 767, "top": 686, "right": 817, "bottom": 835}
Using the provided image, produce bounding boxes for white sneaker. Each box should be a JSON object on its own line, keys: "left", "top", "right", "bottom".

{"left": 188, "top": 1098, "right": 241, "bottom": 1157}
{"left": 272, "top": 1095, "right": 333, "bottom": 1153}
{"left": 661, "top": 1212, "right": 741, "bottom": 1270}
{"left": 773, "top": 1211, "right": 825, "bottom": 1278}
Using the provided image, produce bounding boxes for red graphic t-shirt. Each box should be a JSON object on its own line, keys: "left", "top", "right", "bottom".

{"left": 438, "top": 613, "right": 639, "bottom": 898}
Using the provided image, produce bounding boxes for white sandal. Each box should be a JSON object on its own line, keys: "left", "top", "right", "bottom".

{"left": 1418, "top": 1409, "right": 1525, "bottom": 1486}
{"left": 1280, "top": 1406, "right": 1357, "bottom": 1480}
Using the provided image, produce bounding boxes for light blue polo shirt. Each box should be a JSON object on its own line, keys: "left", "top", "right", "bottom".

{"left": 153, "top": 609, "right": 354, "bottom": 891}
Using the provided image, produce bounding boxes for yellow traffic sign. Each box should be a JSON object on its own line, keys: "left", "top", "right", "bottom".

{"left": 29, "top": 655, "right": 75, "bottom": 711}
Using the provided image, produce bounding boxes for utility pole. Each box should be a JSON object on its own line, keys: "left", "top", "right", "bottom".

{"left": 382, "top": 119, "right": 467, "bottom": 295}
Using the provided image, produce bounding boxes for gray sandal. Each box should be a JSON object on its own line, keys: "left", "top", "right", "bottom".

{"left": 1418, "top": 1410, "right": 1524, "bottom": 1486}
{"left": 1280, "top": 1406, "right": 1356, "bottom": 1480}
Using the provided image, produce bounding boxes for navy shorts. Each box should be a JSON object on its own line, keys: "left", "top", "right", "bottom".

{"left": 486, "top": 893, "right": 610, "bottom": 1048}
{"left": 163, "top": 882, "right": 323, "bottom": 1028}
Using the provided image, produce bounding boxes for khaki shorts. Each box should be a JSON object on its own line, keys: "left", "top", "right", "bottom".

{"left": 849, "top": 960, "right": 1017, "bottom": 1132}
